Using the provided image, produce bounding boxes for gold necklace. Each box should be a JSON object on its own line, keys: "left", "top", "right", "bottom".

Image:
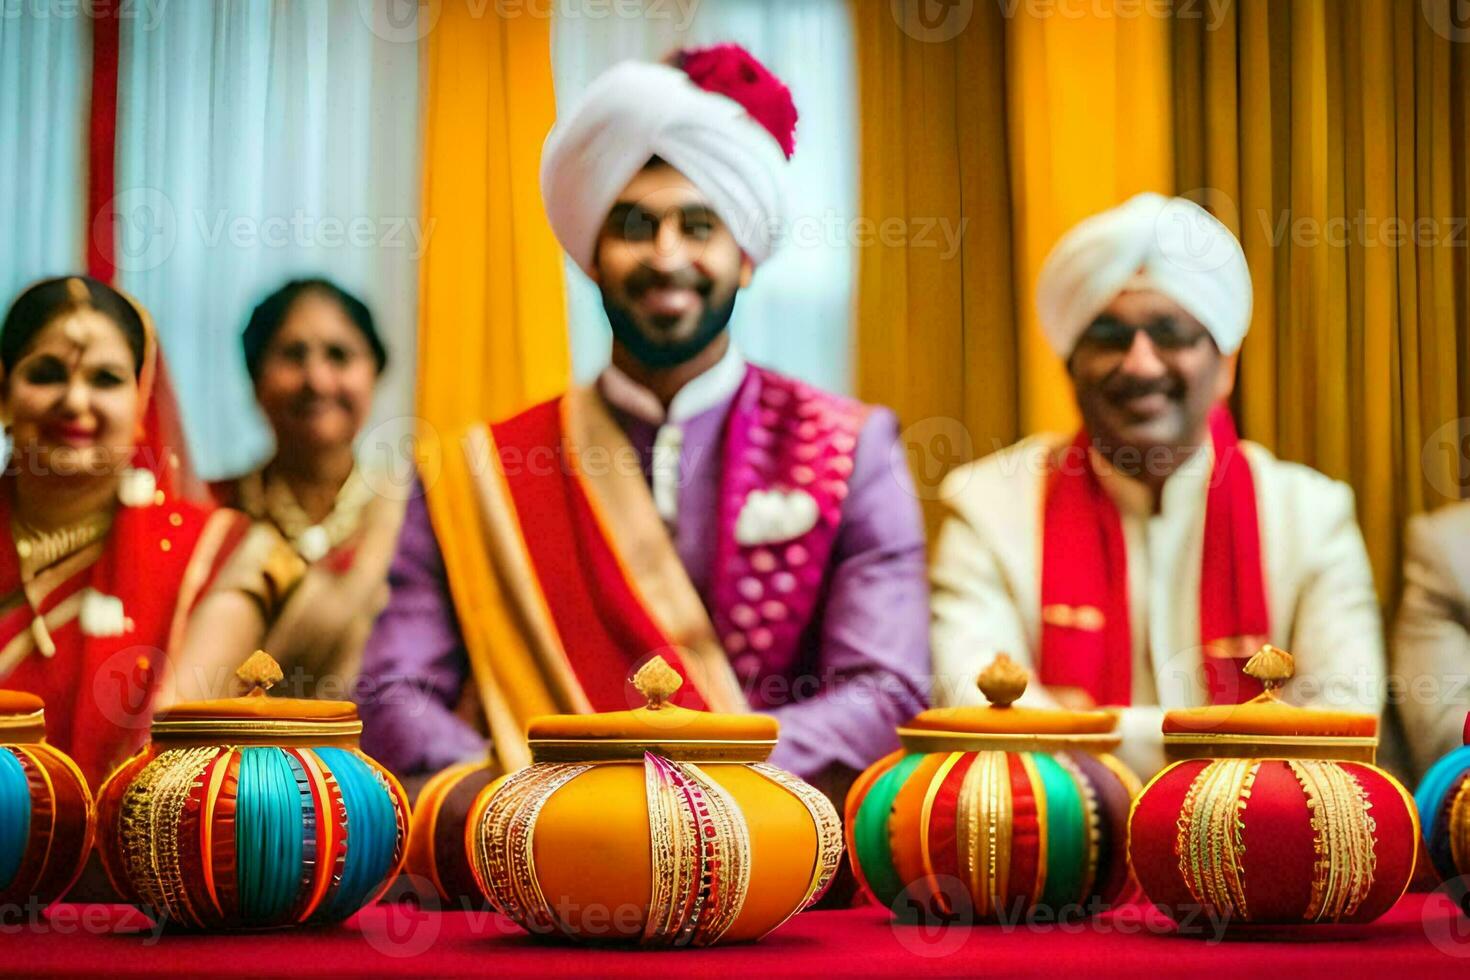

{"left": 12, "top": 511, "right": 114, "bottom": 579}
{"left": 10, "top": 508, "right": 114, "bottom": 657}
{"left": 244, "top": 466, "right": 372, "bottom": 563}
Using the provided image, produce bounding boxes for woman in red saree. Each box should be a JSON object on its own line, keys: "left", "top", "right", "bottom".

{"left": 0, "top": 277, "right": 300, "bottom": 788}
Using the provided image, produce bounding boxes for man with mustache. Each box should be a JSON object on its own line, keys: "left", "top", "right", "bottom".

{"left": 357, "top": 46, "right": 928, "bottom": 791}
{"left": 929, "top": 194, "right": 1385, "bottom": 777}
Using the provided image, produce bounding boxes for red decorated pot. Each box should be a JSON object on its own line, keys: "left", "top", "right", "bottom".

{"left": 1128, "top": 646, "right": 1417, "bottom": 928}
{"left": 0, "top": 692, "right": 93, "bottom": 908}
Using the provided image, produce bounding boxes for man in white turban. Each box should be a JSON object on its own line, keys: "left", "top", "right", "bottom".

{"left": 359, "top": 47, "right": 928, "bottom": 801}
{"left": 928, "top": 193, "right": 1385, "bottom": 777}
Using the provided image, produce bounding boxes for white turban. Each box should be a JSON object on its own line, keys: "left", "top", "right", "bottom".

{"left": 540, "top": 60, "right": 790, "bottom": 278}
{"left": 1035, "top": 192, "right": 1253, "bottom": 357}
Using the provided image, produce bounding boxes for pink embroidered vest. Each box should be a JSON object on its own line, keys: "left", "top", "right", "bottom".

{"left": 708, "top": 366, "right": 873, "bottom": 706}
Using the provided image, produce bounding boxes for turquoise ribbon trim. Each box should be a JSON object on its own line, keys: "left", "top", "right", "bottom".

{"left": 236, "top": 747, "right": 306, "bottom": 925}
{"left": 1031, "top": 753, "right": 1086, "bottom": 909}
{"left": 1415, "top": 744, "right": 1470, "bottom": 844}
{"left": 854, "top": 753, "right": 926, "bottom": 911}
{"left": 314, "top": 748, "right": 397, "bottom": 921}
{"left": 0, "top": 749, "right": 30, "bottom": 891}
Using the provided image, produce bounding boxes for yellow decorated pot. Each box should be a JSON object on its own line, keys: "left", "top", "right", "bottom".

{"left": 1414, "top": 711, "right": 1470, "bottom": 883}
{"left": 1128, "top": 646, "right": 1418, "bottom": 928}
{"left": 466, "top": 656, "right": 843, "bottom": 946}
{"left": 0, "top": 692, "right": 93, "bottom": 908}
{"left": 846, "top": 655, "right": 1141, "bottom": 921}
{"left": 95, "top": 653, "right": 410, "bottom": 928}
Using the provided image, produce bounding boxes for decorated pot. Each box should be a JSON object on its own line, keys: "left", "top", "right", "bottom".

{"left": 846, "top": 655, "right": 1141, "bottom": 921}
{"left": 1414, "top": 711, "right": 1470, "bottom": 882}
{"left": 405, "top": 757, "right": 501, "bottom": 906}
{"left": 0, "top": 692, "right": 93, "bottom": 907}
{"left": 466, "top": 656, "right": 843, "bottom": 946}
{"left": 95, "top": 652, "right": 410, "bottom": 928}
{"left": 1129, "top": 645, "right": 1418, "bottom": 927}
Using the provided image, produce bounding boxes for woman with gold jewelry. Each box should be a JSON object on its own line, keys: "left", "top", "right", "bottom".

{"left": 0, "top": 276, "right": 301, "bottom": 788}
{"left": 209, "top": 278, "right": 405, "bottom": 702}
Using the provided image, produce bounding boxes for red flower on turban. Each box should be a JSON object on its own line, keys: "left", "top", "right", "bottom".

{"left": 674, "top": 43, "right": 798, "bottom": 160}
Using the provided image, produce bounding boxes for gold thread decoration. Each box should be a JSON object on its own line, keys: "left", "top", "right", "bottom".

{"left": 1174, "top": 758, "right": 1256, "bottom": 920}
{"left": 751, "top": 762, "right": 844, "bottom": 914}
{"left": 640, "top": 753, "right": 753, "bottom": 947}
{"left": 1289, "top": 759, "right": 1377, "bottom": 922}
{"left": 680, "top": 762, "right": 752, "bottom": 945}
{"left": 117, "top": 746, "right": 220, "bottom": 926}
{"left": 1450, "top": 777, "right": 1470, "bottom": 875}
{"left": 472, "top": 763, "right": 591, "bottom": 935}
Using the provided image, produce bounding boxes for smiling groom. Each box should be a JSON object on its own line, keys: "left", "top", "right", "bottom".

{"left": 357, "top": 45, "right": 929, "bottom": 786}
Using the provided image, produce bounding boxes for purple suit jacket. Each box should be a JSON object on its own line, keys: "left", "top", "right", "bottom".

{"left": 355, "top": 370, "right": 930, "bottom": 780}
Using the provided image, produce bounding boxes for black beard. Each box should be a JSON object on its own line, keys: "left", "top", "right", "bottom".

{"left": 601, "top": 288, "right": 739, "bottom": 370}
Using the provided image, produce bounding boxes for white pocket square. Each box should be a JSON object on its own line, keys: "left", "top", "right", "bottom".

{"left": 734, "top": 488, "right": 819, "bottom": 547}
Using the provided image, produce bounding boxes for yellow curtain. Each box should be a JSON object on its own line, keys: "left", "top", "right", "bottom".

{"left": 1172, "top": 0, "right": 1470, "bottom": 600}
{"left": 415, "top": 6, "right": 570, "bottom": 769}
{"left": 853, "top": 2, "right": 1174, "bottom": 536}
{"left": 851, "top": 2, "right": 1016, "bottom": 538}
{"left": 1005, "top": 3, "right": 1175, "bottom": 435}
{"left": 858, "top": 0, "right": 1469, "bottom": 598}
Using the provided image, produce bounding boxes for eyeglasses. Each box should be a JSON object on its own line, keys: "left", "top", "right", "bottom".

{"left": 604, "top": 203, "right": 719, "bottom": 245}
{"left": 1075, "top": 316, "right": 1212, "bottom": 354}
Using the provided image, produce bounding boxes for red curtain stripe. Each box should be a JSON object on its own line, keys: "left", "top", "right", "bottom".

{"left": 86, "top": 0, "right": 120, "bottom": 283}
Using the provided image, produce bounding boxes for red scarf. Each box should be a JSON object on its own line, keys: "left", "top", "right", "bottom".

{"left": 1039, "top": 408, "right": 1269, "bottom": 707}
{"left": 488, "top": 397, "right": 713, "bottom": 713}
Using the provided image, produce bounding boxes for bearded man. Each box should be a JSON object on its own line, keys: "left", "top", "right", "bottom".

{"left": 358, "top": 45, "right": 929, "bottom": 789}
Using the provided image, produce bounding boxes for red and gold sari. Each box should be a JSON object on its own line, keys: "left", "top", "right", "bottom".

{"left": 0, "top": 300, "right": 296, "bottom": 788}
{"left": 0, "top": 489, "right": 257, "bottom": 786}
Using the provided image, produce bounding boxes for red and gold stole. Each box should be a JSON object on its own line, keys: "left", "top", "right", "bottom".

{"left": 444, "top": 385, "right": 747, "bottom": 768}
{"left": 1038, "top": 407, "right": 1270, "bottom": 707}
{"left": 0, "top": 487, "right": 250, "bottom": 787}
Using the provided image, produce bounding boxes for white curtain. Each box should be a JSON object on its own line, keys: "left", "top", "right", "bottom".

{"left": 115, "top": 0, "right": 421, "bottom": 479}
{"left": 551, "top": 0, "right": 858, "bottom": 393}
{"left": 0, "top": 11, "right": 89, "bottom": 310}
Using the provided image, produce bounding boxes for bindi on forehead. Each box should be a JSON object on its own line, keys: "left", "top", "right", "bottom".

{"left": 23, "top": 313, "right": 135, "bottom": 374}
{"left": 61, "top": 313, "right": 96, "bottom": 350}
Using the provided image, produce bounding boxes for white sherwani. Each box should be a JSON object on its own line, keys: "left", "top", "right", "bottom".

{"left": 1393, "top": 501, "right": 1470, "bottom": 776}
{"left": 930, "top": 434, "right": 1385, "bottom": 777}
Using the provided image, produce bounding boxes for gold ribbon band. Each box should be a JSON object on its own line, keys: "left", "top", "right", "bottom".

{"left": 529, "top": 738, "right": 776, "bottom": 764}
{"left": 899, "top": 728, "right": 1121, "bottom": 755}
{"left": 1164, "top": 733, "right": 1377, "bottom": 764}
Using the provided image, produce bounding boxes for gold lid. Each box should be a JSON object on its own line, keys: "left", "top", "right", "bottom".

{"left": 0, "top": 691, "right": 46, "bottom": 743}
{"left": 1162, "top": 646, "right": 1378, "bottom": 763}
{"left": 527, "top": 656, "right": 777, "bottom": 763}
{"left": 150, "top": 652, "right": 362, "bottom": 745}
{"left": 897, "top": 655, "right": 1121, "bottom": 754}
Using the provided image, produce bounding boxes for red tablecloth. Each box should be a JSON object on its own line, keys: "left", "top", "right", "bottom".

{"left": 5, "top": 895, "right": 1470, "bottom": 978}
